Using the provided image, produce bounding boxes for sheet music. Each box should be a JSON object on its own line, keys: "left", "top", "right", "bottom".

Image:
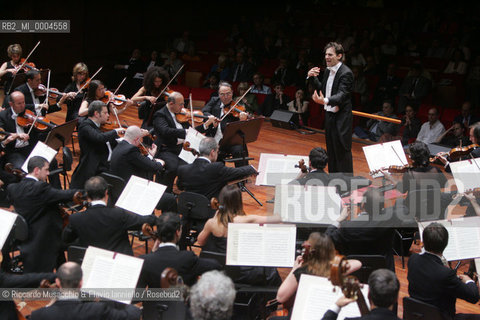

{"left": 291, "top": 274, "right": 369, "bottom": 320}
{"left": 21, "top": 141, "right": 58, "bottom": 173}
{"left": 116, "top": 175, "right": 166, "bottom": 216}
{"left": 81, "top": 246, "right": 144, "bottom": 304}
{"left": 178, "top": 127, "right": 206, "bottom": 164}
{"left": 274, "top": 185, "right": 341, "bottom": 224}
{"left": 418, "top": 217, "right": 480, "bottom": 261}
{"left": 362, "top": 140, "right": 407, "bottom": 178}
{"left": 256, "top": 153, "right": 308, "bottom": 186}
{"left": 226, "top": 223, "right": 296, "bottom": 267}
{"left": 0, "top": 209, "right": 17, "bottom": 250}
{"left": 449, "top": 158, "right": 480, "bottom": 193}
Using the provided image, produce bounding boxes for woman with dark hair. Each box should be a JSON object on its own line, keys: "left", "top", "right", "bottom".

{"left": 131, "top": 66, "right": 170, "bottom": 104}
{"left": 78, "top": 80, "right": 133, "bottom": 118}
{"left": 276, "top": 232, "right": 361, "bottom": 307}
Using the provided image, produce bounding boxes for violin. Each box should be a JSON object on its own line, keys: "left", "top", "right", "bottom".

{"left": 101, "top": 90, "right": 133, "bottom": 108}
{"left": 138, "top": 133, "right": 156, "bottom": 156}
{"left": 16, "top": 109, "right": 56, "bottom": 131}
{"left": 182, "top": 141, "right": 199, "bottom": 157}
{"left": 175, "top": 108, "right": 211, "bottom": 126}
{"left": 80, "top": 77, "right": 91, "bottom": 90}
{"left": 14, "top": 58, "right": 36, "bottom": 73}
{"left": 5, "top": 163, "right": 26, "bottom": 179}
{"left": 295, "top": 159, "right": 310, "bottom": 174}
{"left": 223, "top": 102, "right": 247, "bottom": 118}
{"left": 100, "top": 120, "right": 127, "bottom": 133}
{"left": 142, "top": 223, "right": 158, "bottom": 240}
{"left": 370, "top": 164, "right": 414, "bottom": 175}
{"left": 330, "top": 255, "right": 370, "bottom": 316}
{"left": 430, "top": 144, "right": 479, "bottom": 162}
{"left": 210, "top": 197, "right": 220, "bottom": 210}
{"left": 0, "top": 128, "right": 13, "bottom": 142}
{"left": 300, "top": 240, "right": 313, "bottom": 262}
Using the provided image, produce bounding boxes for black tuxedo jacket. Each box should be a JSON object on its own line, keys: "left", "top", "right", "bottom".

{"left": 322, "top": 307, "right": 401, "bottom": 320}
{"left": 7, "top": 177, "right": 76, "bottom": 272}
{"left": 202, "top": 97, "right": 239, "bottom": 135}
{"left": 408, "top": 252, "right": 479, "bottom": 318}
{"left": 152, "top": 106, "right": 205, "bottom": 154}
{"left": 30, "top": 299, "right": 141, "bottom": 320}
{"left": 292, "top": 170, "right": 371, "bottom": 194}
{"left": 0, "top": 271, "right": 55, "bottom": 320}
{"left": 311, "top": 64, "right": 354, "bottom": 150}
{"left": 177, "top": 157, "right": 257, "bottom": 199}
{"left": 139, "top": 245, "right": 221, "bottom": 288}
{"left": 63, "top": 204, "right": 156, "bottom": 256}
{"left": 110, "top": 140, "right": 164, "bottom": 182}
{"left": 14, "top": 83, "right": 62, "bottom": 115}
{"left": 70, "top": 118, "right": 119, "bottom": 189}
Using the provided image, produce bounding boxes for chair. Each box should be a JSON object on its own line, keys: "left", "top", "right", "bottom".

{"left": 5, "top": 214, "right": 29, "bottom": 273}
{"left": 67, "top": 245, "right": 87, "bottom": 264}
{"left": 49, "top": 146, "right": 73, "bottom": 189}
{"left": 98, "top": 172, "right": 126, "bottom": 206}
{"left": 177, "top": 192, "right": 215, "bottom": 249}
{"left": 346, "top": 254, "right": 387, "bottom": 284}
{"left": 403, "top": 297, "right": 451, "bottom": 320}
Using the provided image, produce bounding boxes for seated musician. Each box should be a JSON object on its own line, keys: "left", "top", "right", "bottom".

{"left": 77, "top": 80, "right": 135, "bottom": 119}
{"left": 321, "top": 269, "right": 401, "bottom": 320}
{"left": 70, "top": 101, "right": 125, "bottom": 189}
{"left": 407, "top": 223, "right": 479, "bottom": 319}
{"left": 131, "top": 66, "right": 170, "bottom": 130}
{"left": 0, "top": 252, "right": 56, "bottom": 320}
{"left": 176, "top": 137, "right": 257, "bottom": 200}
{"left": 0, "top": 43, "right": 22, "bottom": 95}
{"left": 63, "top": 176, "right": 156, "bottom": 256}
{"left": 30, "top": 262, "right": 141, "bottom": 320}
{"left": 196, "top": 184, "right": 281, "bottom": 285}
{"left": 62, "top": 62, "right": 90, "bottom": 122}
{"left": 276, "top": 233, "right": 361, "bottom": 309}
{"left": 110, "top": 125, "right": 177, "bottom": 212}
{"left": 7, "top": 156, "right": 78, "bottom": 273}
{"left": 202, "top": 81, "right": 250, "bottom": 167}
{"left": 152, "top": 91, "right": 216, "bottom": 192}
{"left": 326, "top": 188, "right": 397, "bottom": 271}
{"left": 10, "top": 69, "right": 67, "bottom": 115}
{"left": 137, "top": 212, "right": 221, "bottom": 318}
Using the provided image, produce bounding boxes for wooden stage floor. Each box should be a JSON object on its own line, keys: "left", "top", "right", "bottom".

{"left": 13, "top": 105, "right": 480, "bottom": 317}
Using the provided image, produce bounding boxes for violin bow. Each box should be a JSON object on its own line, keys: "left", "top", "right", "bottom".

{"left": 7, "top": 41, "right": 41, "bottom": 95}
{"left": 111, "top": 106, "right": 123, "bottom": 131}
{"left": 76, "top": 66, "right": 103, "bottom": 94}
{"left": 27, "top": 69, "right": 51, "bottom": 136}
{"left": 220, "top": 86, "right": 251, "bottom": 121}
{"left": 189, "top": 93, "right": 195, "bottom": 125}
{"left": 154, "top": 64, "right": 185, "bottom": 103}
{"left": 391, "top": 145, "right": 407, "bottom": 166}
{"left": 113, "top": 77, "right": 127, "bottom": 95}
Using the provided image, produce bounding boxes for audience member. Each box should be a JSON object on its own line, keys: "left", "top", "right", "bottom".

{"left": 250, "top": 73, "right": 272, "bottom": 94}
{"left": 260, "top": 82, "right": 289, "bottom": 117}
{"left": 397, "top": 62, "right": 432, "bottom": 113}
{"left": 416, "top": 107, "right": 445, "bottom": 144}
{"left": 287, "top": 89, "right": 309, "bottom": 126}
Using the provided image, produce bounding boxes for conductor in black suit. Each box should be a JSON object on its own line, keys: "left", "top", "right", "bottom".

{"left": 152, "top": 91, "right": 216, "bottom": 192}
{"left": 202, "top": 82, "right": 250, "bottom": 167}
{"left": 309, "top": 42, "right": 354, "bottom": 174}
{"left": 407, "top": 222, "right": 479, "bottom": 319}
{"left": 63, "top": 176, "right": 156, "bottom": 255}
{"left": 177, "top": 137, "right": 257, "bottom": 200}
{"left": 30, "top": 262, "right": 141, "bottom": 320}
{"left": 321, "top": 269, "right": 401, "bottom": 320}
{"left": 7, "top": 156, "right": 77, "bottom": 273}
{"left": 70, "top": 101, "right": 125, "bottom": 189}
{"left": 138, "top": 212, "right": 221, "bottom": 318}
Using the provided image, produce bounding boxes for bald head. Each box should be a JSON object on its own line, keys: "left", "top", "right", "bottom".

{"left": 124, "top": 125, "right": 143, "bottom": 144}
{"left": 56, "top": 262, "right": 83, "bottom": 289}
{"left": 9, "top": 91, "right": 26, "bottom": 114}
{"left": 166, "top": 91, "right": 184, "bottom": 113}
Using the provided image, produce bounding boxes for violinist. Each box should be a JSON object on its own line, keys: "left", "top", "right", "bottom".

{"left": 109, "top": 126, "right": 177, "bottom": 212}
{"left": 0, "top": 44, "right": 22, "bottom": 95}
{"left": 70, "top": 101, "right": 125, "bottom": 189}
{"left": 132, "top": 66, "right": 170, "bottom": 129}
{"left": 202, "top": 82, "right": 249, "bottom": 167}
{"left": 152, "top": 91, "right": 216, "bottom": 192}
{"left": 62, "top": 62, "right": 89, "bottom": 122}
{"left": 7, "top": 156, "right": 78, "bottom": 273}
{"left": 78, "top": 80, "right": 134, "bottom": 118}
{"left": 8, "top": 69, "right": 65, "bottom": 115}
{"left": 321, "top": 269, "right": 401, "bottom": 320}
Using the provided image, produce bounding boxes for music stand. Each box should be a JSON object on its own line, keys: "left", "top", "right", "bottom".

{"left": 220, "top": 117, "right": 264, "bottom": 206}
{"left": 45, "top": 119, "right": 78, "bottom": 151}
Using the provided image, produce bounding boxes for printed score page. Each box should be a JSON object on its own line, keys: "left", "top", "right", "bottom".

{"left": 178, "top": 127, "right": 206, "bottom": 164}
{"left": 256, "top": 153, "right": 308, "bottom": 186}
{"left": 226, "top": 223, "right": 296, "bottom": 268}
{"left": 449, "top": 158, "right": 480, "bottom": 193}
{"left": 21, "top": 141, "right": 58, "bottom": 173}
{"left": 116, "top": 175, "right": 166, "bottom": 216}
{"left": 0, "top": 209, "right": 17, "bottom": 250}
{"left": 362, "top": 140, "right": 407, "bottom": 178}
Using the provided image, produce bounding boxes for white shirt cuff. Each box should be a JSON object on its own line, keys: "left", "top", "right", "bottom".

{"left": 324, "top": 98, "right": 329, "bottom": 105}
{"left": 147, "top": 154, "right": 154, "bottom": 160}
{"left": 329, "top": 304, "right": 340, "bottom": 314}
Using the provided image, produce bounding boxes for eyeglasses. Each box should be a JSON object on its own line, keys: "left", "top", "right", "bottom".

{"left": 219, "top": 92, "right": 232, "bottom": 96}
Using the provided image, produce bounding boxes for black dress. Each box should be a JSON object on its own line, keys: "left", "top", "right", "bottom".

{"left": 63, "top": 82, "right": 86, "bottom": 122}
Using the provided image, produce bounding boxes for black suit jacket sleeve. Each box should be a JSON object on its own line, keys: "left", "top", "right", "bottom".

{"left": 62, "top": 223, "right": 78, "bottom": 244}
{"left": 190, "top": 255, "right": 223, "bottom": 279}
{"left": 218, "top": 163, "right": 257, "bottom": 182}
{"left": 321, "top": 310, "right": 339, "bottom": 320}
{"left": 128, "top": 147, "right": 164, "bottom": 173}
{"left": 101, "top": 301, "right": 142, "bottom": 320}
{"left": 0, "top": 271, "right": 56, "bottom": 287}
{"left": 82, "top": 122, "right": 119, "bottom": 144}
{"left": 120, "top": 210, "right": 156, "bottom": 231}
{"left": 153, "top": 109, "right": 186, "bottom": 139}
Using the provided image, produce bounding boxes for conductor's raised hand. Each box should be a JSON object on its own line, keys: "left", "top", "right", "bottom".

{"left": 307, "top": 67, "right": 321, "bottom": 78}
